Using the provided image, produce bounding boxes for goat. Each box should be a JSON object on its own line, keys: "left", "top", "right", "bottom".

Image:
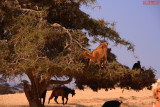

{"left": 102, "top": 100, "right": 122, "bottom": 107}
{"left": 132, "top": 61, "right": 141, "bottom": 70}
{"left": 83, "top": 42, "right": 108, "bottom": 69}
{"left": 48, "top": 86, "right": 75, "bottom": 105}
{"left": 41, "top": 89, "right": 47, "bottom": 106}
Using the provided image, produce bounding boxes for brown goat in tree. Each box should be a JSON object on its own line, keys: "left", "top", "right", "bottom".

{"left": 83, "top": 42, "right": 108, "bottom": 69}
{"left": 48, "top": 86, "right": 75, "bottom": 105}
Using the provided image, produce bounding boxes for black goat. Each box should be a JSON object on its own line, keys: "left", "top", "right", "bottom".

{"left": 41, "top": 89, "right": 47, "bottom": 106}
{"left": 102, "top": 100, "right": 122, "bottom": 107}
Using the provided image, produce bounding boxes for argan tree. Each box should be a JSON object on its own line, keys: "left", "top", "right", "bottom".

{"left": 0, "top": 0, "right": 155, "bottom": 107}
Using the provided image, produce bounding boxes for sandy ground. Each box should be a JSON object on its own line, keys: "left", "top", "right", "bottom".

{"left": 0, "top": 88, "right": 156, "bottom": 107}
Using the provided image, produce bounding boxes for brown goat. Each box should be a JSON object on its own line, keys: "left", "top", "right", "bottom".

{"left": 48, "top": 86, "right": 75, "bottom": 105}
{"left": 83, "top": 42, "right": 108, "bottom": 69}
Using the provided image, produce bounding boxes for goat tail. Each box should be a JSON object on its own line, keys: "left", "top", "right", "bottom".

{"left": 83, "top": 52, "right": 95, "bottom": 60}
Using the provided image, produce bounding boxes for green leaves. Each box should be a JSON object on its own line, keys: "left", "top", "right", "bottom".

{"left": 0, "top": 40, "right": 9, "bottom": 59}
{"left": 0, "top": 0, "right": 155, "bottom": 92}
{"left": 75, "top": 61, "right": 156, "bottom": 91}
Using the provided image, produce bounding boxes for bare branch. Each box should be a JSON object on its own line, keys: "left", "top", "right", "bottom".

{"left": 73, "top": 39, "right": 90, "bottom": 52}
{"left": 20, "top": 8, "right": 41, "bottom": 13}
{"left": 49, "top": 77, "right": 72, "bottom": 85}
{"left": 51, "top": 23, "right": 90, "bottom": 52}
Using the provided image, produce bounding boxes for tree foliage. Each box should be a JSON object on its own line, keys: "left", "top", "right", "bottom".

{"left": 0, "top": 0, "right": 155, "bottom": 106}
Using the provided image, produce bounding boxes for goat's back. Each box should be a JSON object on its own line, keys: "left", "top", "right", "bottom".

{"left": 95, "top": 43, "right": 108, "bottom": 50}
{"left": 92, "top": 43, "right": 108, "bottom": 59}
{"left": 102, "top": 100, "right": 122, "bottom": 107}
{"left": 52, "top": 87, "right": 71, "bottom": 97}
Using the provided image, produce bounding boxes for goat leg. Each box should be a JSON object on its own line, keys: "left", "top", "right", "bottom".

{"left": 62, "top": 97, "right": 65, "bottom": 105}
{"left": 54, "top": 96, "right": 59, "bottom": 104}
{"left": 65, "top": 97, "right": 68, "bottom": 104}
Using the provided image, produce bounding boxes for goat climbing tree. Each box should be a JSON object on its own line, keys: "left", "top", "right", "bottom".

{"left": 0, "top": 0, "right": 155, "bottom": 107}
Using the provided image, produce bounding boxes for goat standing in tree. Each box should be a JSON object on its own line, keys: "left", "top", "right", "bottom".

{"left": 83, "top": 42, "right": 108, "bottom": 69}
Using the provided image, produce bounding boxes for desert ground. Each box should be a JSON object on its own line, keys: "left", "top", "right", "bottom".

{"left": 0, "top": 88, "right": 156, "bottom": 107}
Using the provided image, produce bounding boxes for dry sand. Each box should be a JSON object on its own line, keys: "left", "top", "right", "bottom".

{"left": 0, "top": 88, "right": 156, "bottom": 107}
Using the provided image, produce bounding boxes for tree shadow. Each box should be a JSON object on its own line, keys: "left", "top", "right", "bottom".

{"left": 44, "top": 103, "right": 88, "bottom": 107}
{"left": 67, "top": 103, "right": 88, "bottom": 107}
{"left": 5, "top": 104, "right": 88, "bottom": 107}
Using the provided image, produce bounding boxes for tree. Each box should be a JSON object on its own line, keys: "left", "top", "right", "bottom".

{"left": 0, "top": 0, "right": 155, "bottom": 107}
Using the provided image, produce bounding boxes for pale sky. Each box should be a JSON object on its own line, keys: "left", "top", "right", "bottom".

{"left": 81, "top": 0, "right": 160, "bottom": 78}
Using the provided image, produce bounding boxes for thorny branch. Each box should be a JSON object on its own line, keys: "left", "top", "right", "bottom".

{"left": 51, "top": 23, "right": 90, "bottom": 52}
{"left": 18, "top": 7, "right": 90, "bottom": 53}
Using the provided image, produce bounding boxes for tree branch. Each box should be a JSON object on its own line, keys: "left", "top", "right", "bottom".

{"left": 19, "top": 8, "right": 41, "bottom": 13}
{"left": 51, "top": 23, "right": 90, "bottom": 52}
{"left": 49, "top": 77, "right": 72, "bottom": 85}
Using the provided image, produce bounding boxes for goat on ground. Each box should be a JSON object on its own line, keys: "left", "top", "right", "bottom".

{"left": 48, "top": 86, "right": 75, "bottom": 105}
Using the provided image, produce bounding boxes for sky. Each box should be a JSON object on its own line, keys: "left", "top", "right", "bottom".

{"left": 80, "top": 0, "right": 160, "bottom": 78}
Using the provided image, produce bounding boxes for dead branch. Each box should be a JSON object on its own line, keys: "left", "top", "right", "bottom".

{"left": 20, "top": 8, "right": 41, "bottom": 13}
{"left": 49, "top": 77, "right": 72, "bottom": 85}
{"left": 51, "top": 23, "right": 90, "bottom": 52}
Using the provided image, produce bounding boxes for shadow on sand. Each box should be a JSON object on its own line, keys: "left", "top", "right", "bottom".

{"left": 45, "top": 103, "right": 88, "bottom": 107}
{"left": 2, "top": 103, "right": 88, "bottom": 107}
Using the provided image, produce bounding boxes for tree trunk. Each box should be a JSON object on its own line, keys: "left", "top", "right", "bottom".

{"left": 24, "top": 81, "right": 43, "bottom": 107}
{"left": 28, "top": 99, "right": 43, "bottom": 107}
{"left": 23, "top": 69, "right": 73, "bottom": 107}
